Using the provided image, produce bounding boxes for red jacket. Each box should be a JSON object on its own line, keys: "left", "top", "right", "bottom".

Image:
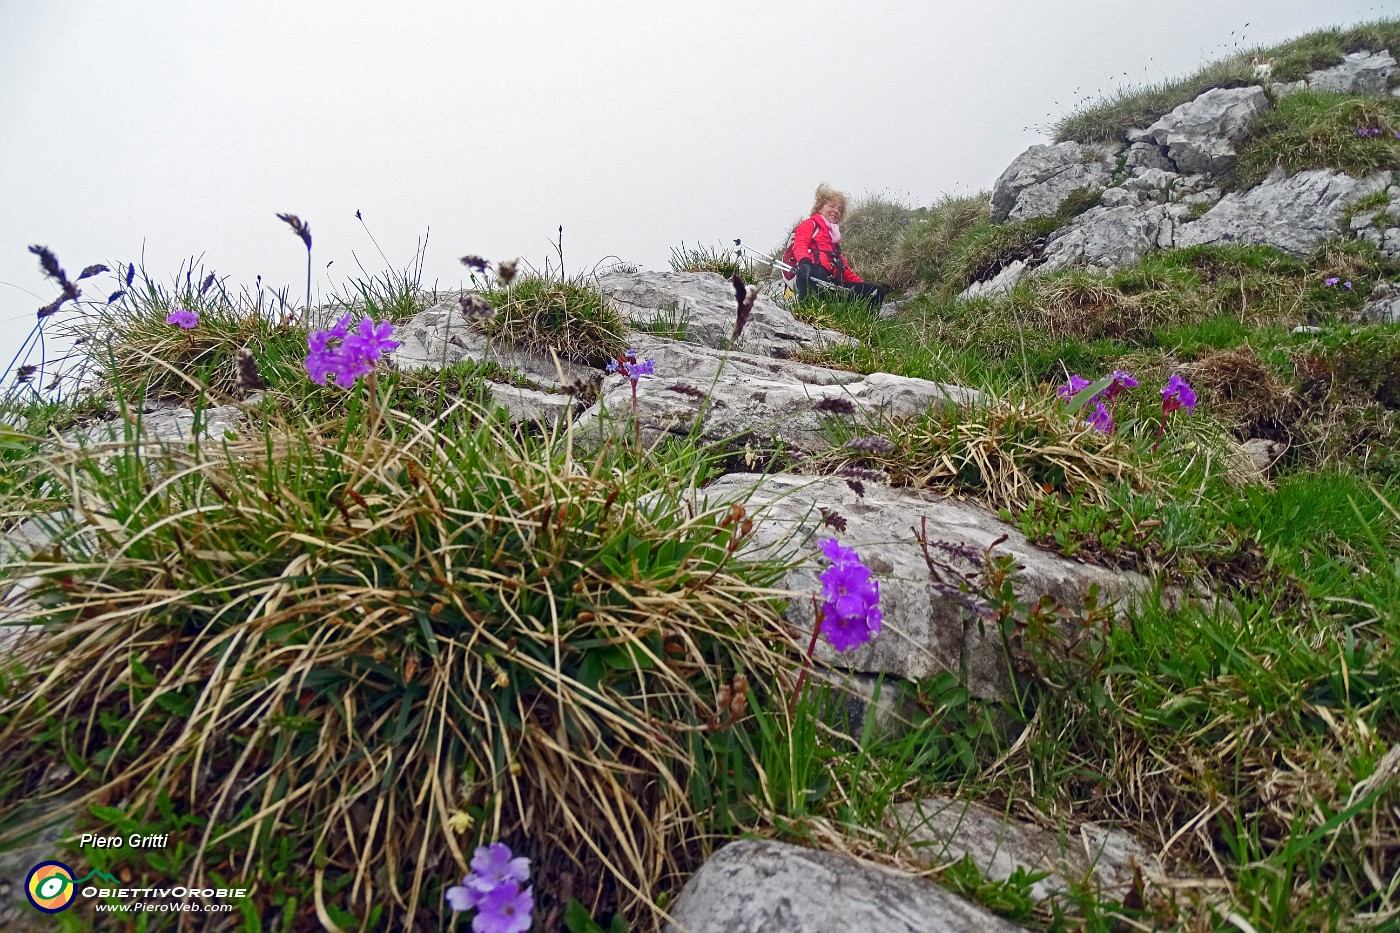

{"left": 792, "top": 214, "right": 863, "bottom": 283}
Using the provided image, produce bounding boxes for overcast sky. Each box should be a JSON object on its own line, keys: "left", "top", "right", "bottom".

{"left": 1, "top": 0, "right": 1393, "bottom": 384}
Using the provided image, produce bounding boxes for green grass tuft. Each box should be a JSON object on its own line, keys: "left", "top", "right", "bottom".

{"left": 479, "top": 273, "right": 628, "bottom": 368}
{"left": 1232, "top": 91, "right": 1400, "bottom": 190}
{"left": 1054, "top": 18, "right": 1400, "bottom": 144}
{"left": 668, "top": 242, "right": 758, "bottom": 284}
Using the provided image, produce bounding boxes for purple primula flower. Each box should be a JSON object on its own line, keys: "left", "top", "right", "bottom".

{"left": 1086, "top": 402, "right": 1115, "bottom": 433}
{"left": 472, "top": 882, "right": 534, "bottom": 933}
{"left": 1099, "top": 369, "right": 1139, "bottom": 401}
{"left": 447, "top": 841, "right": 532, "bottom": 926}
{"left": 305, "top": 314, "right": 396, "bottom": 387}
{"left": 445, "top": 877, "right": 483, "bottom": 912}
{"left": 1324, "top": 277, "right": 1340, "bottom": 286}
{"left": 345, "top": 317, "right": 401, "bottom": 359}
{"left": 1056, "top": 374, "right": 1091, "bottom": 402}
{"left": 817, "top": 538, "right": 882, "bottom": 652}
{"left": 467, "top": 843, "right": 530, "bottom": 892}
{"left": 1161, "top": 374, "right": 1198, "bottom": 415}
{"left": 1344, "top": 281, "right": 1353, "bottom": 289}
{"left": 607, "top": 349, "right": 655, "bottom": 383}
{"left": 166, "top": 308, "right": 199, "bottom": 329}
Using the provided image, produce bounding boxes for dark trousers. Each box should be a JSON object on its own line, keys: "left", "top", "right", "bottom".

{"left": 796, "top": 263, "right": 887, "bottom": 307}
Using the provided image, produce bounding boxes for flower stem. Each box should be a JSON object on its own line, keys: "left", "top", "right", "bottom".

{"left": 366, "top": 369, "right": 380, "bottom": 433}
{"left": 786, "top": 600, "right": 824, "bottom": 721}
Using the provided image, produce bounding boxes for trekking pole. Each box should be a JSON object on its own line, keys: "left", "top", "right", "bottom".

{"left": 732, "top": 239, "right": 839, "bottom": 292}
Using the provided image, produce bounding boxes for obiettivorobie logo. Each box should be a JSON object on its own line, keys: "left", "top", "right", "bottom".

{"left": 25, "top": 861, "right": 116, "bottom": 913}
{"left": 24, "top": 859, "right": 249, "bottom": 915}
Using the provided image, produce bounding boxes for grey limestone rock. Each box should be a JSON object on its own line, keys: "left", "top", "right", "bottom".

{"left": 391, "top": 299, "right": 599, "bottom": 386}
{"left": 1307, "top": 49, "right": 1397, "bottom": 95}
{"left": 989, "top": 141, "right": 1118, "bottom": 224}
{"left": 957, "top": 259, "right": 1028, "bottom": 301}
{"left": 1122, "top": 167, "right": 1181, "bottom": 195}
{"left": 388, "top": 301, "right": 591, "bottom": 426}
{"left": 892, "top": 797, "right": 1156, "bottom": 902}
{"left": 1362, "top": 283, "right": 1400, "bottom": 324}
{"left": 1099, "top": 187, "right": 1145, "bottom": 209}
{"left": 1358, "top": 226, "right": 1400, "bottom": 261}
{"left": 1176, "top": 169, "right": 1392, "bottom": 255}
{"left": 1238, "top": 438, "right": 1286, "bottom": 478}
{"left": 571, "top": 338, "right": 978, "bottom": 455}
{"left": 595, "top": 270, "right": 853, "bottom": 358}
{"left": 690, "top": 473, "right": 1145, "bottom": 699}
{"left": 59, "top": 401, "right": 243, "bottom": 449}
{"left": 1125, "top": 141, "right": 1174, "bottom": 173}
{"left": 663, "top": 839, "right": 1027, "bottom": 933}
{"left": 1036, "top": 204, "right": 1175, "bottom": 275}
{"left": 1143, "top": 86, "right": 1269, "bottom": 177}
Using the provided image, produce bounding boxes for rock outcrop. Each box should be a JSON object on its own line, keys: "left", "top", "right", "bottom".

{"left": 573, "top": 338, "right": 977, "bottom": 455}
{"left": 1307, "top": 49, "right": 1397, "bottom": 94}
{"left": 691, "top": 472, "right": 1146, "bottom": 700}
{"left": 663, "top": 839, "right": 1027, "bottom": 933}
{"left": 1176, "top": 168, "right": 1392, "bottom": 254}
{"left": 892, "top": 797, "right": 1156, "bottom": 902}
{"left": 989, "top": 141, "right": 1117, "bottom": 223}
{"left": 595, "top": 270, "right": 853, "bottom": 357}
{"left": 961, "top": 47, "right": 1400, "bottom": 297}
{"left": 1132, "top": 85, "right": 1269, "bottom": 176}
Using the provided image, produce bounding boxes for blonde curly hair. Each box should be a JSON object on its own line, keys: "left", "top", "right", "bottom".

{"left": 809, "top": 183, "right": 848, "bottom": 218}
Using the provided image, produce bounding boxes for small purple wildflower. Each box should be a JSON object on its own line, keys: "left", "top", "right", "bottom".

{"left": 305, "top": 313, "right": 398, "bottom": 388}
{"left": 1344, "top": 281, "right": 1353, "bottom": 290}
{"left": 1161, "top": 374, "right": 1198, "bottom": 415}
{"left": 467, "top": 843, "right": 530, "bottom": 892}
{"left": 1056, "top": 374, "right": 1091, "bottom": 402}
{"left": 472, "top": 882, "right": 534, "bottom": 933}
{"left": 1085, "top": 402, "right": 1115, "bottom": 433}
{"left": 817, "top": 538, "right": 882, "bottom": 652}
{"left": 607, "top": 349, "right": 655, "bottom": 383}
{"left": 346, "top": 317, "right": 400, "bottom": 360}
{"left": 445, "top": 881, "right": 482, "bottom": 912}
{"left": 166, "top": 308, "right": 199, "bottom": 329}
{"left": 1324, "top": 277, "right": 1340, "bottom": 286}
{"left": 446, "top": 842, "right": 534, "bottom": 932}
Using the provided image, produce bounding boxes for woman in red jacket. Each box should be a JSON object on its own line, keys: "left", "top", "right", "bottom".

{"left": 791, "top": 184, "right": 888, "bottom": 307}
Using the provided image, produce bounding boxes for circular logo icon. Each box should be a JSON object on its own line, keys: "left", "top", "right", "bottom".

{"left": 25, "top": 860, "right": 77, "bottom": 913}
